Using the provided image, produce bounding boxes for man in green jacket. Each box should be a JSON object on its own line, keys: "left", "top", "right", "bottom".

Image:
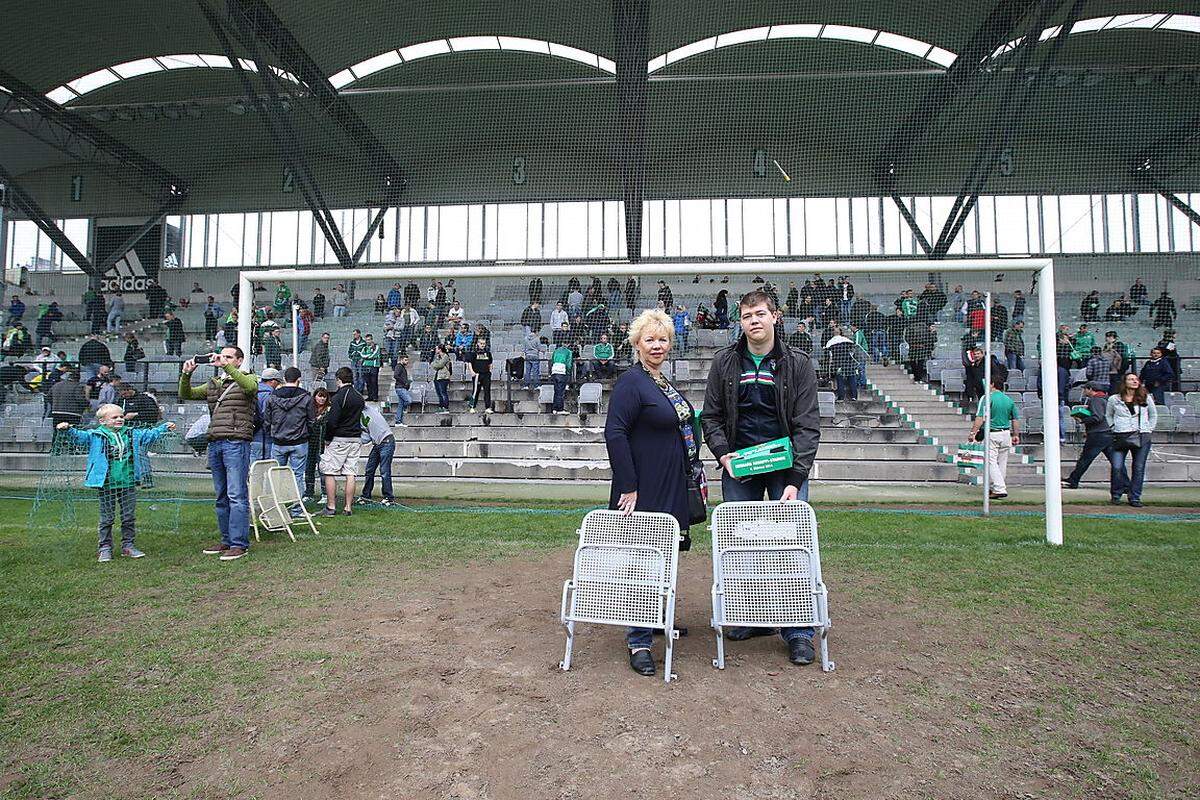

{"left": 359, "top": 334, "right": 383, "bottom": 401}
{"left": 347, "top": 330, "right": 366, "bottom": 393}
{"left": 179, "top": 347, "right": 260, "bottom": 561}
{"left": 550, "top": 343, "right": 574, "bottom": 414}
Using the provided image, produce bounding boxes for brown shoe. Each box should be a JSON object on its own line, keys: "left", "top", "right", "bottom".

{"left": 202, "top": 543, "right": 229, "bottom": 555}
{"left": 219, "top": 547, "right": 247, "bottom": 561}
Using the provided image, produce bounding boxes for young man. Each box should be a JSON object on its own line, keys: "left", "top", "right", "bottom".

{"left": 1004, "top": 320, "right": 1025, "bottom": 372}
{"left": 320, "top": 367, "right": 364, "bottom": 516}
{"left": 358, "top": 402, "right": 395, "bottom": 507}
{"left": 347, "top": 329, "right": 366, "bottom": 392}
{"left": 967, "top": 372, "right": 1021, "bottom": 500}
{"left": 549, "top": 341, "right": 574, "bottom": 414}
{"left": 310, "top": 332, "right": 330, "bottom": 384}
{"left": 359, "top": 334, "right": 383, "bottom": 401}
{"left": 1063, "top": 382, "right": 1116, "bottom": 490}
{"left": 700, "top": 290, "right": 821, "bottom": 667}
{"left": 393, "top": 353, "right": 412, "bottom": 426}
{"left": 250, "top": 367, "right": 283, "bottom": 462}
{"left": 265, "top": 366, "right": 314, "bottom": 501}
{"left": 163, "top": 311, "right": 186, "bottom": 357}
{"left": 179, "top": 347, "right": 260, "bottom": 561}
{"left": 592, "top": 333, "right": 615, "bottom": 379}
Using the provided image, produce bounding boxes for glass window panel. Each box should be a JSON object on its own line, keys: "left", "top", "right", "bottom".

{"left": 678, "top": 199, "right": 711, "bottom": 257}
{"left": 437, "top": 204, "right": 468, "bottom": 261}
{"left": 408, "top": 206, "right": 426, "bottom": 260}
{"left": 396, "top": 207, "right": 410, "bottom": 261}
{"left": 206, "top": 214, "right": 221, "bottom": 266}
{"left": 603, "top": 201, "right": 621, "bottom": 258}
{"left": 466, "top": 204, "right": 484, "bottom": 260}
{"left": 242, "top": 212, "right": 258, "bottom": 266}
{"left": 527, "top": 203, "right": 543, "bottom": 260}
{"left": 588, "top": 201, "right": 605, "bottom": 258}
{"left": 644, "top": 200, "right": 664, "bottom": 258}
{"left": 1090, "top": 195, "right": 1106, "bottom": 253}
{"left": 1123, "top": 194, "right": 1137, "bottom": 253}
{"left": 36, "top": 226, "right": 53, "bottom": 266}
{"left": 1170, "top": 199, "right": 1192, "bottom": 253}
{"left": 269, "top": 211, "right": 298, "bottom": 265}
{"left": 1105, "top": 195, "right": 1127, "bottom": 253}
{"left": 494, "top": 203, "right": 528, "bottom": 260}
{"left": 251, "top": 215, "right": 265, "bottom": 270}
{"left": 1027, "top": 196, "right": 1042, "bottom": 253}
{"left": 62, "top": 218, "right": 90, "bottom": 271}
{"left": 806, "top": 198, "right": 836, "bottom": 255}
{"left": 711, "top": 199, "right": 728, "bottom": 257}
{"left": 1156, "top": 196, "right": 1172, "bottom": 253}
{"left": 558, "top": 202, "right": 588, "bottom": 259}
{"left": 863, "top": 197, "right": 882, "bottom": 255}
{"left": 726, "top": 198, "right": 744, "bottom": 255}
{"left": 615, "top": 201, "right": 628, "bottom": 258}
{"left": 426, "top": 205, "right": 441, "bottom": 260}
{"left": 849, "top": 197, "right": 869, "bottom": 255}
{"left": 994, "top": 195, "right": 1027, "bottom": 253}
{"left": 1192, "top": 195, "right": 1200, "bottom": 253}
{"left": 1136, "top": 194, "right": 1158, "bottom": 252}
{"left": 376, "top": 207, "right": 397, "bottom": 262}
{"left": 882, "top": 198, "right": 902, "bottom": 255}
{"left": 664, "top": 199, "right": 681, "bottom": 258}
{"left": 788, "top": 198, "right": 806, "bottom": 256}
{"left": 1041, "top": 196, "right": 1061, "bottom": 253}
{"left": 973, "top": 196, "right": 993, "bottom": 254}
{"left": 835, "top": 198, "right": 851, "bottom": 255}
{"left": 213, "top": 213, "right": 241, "bottom": 267}
{"left": 742, "top": 198, "right": 773, "bottom": 256}
{"left": 482, "top": 204, "right": 499, "bottom": 261}
{"left": 543, "top": 202, "right": 559, "bottom": 259}
{"left": 773, "top": 198, "right": 790, "bottom": 255}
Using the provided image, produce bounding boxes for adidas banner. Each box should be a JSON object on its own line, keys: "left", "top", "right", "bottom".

{"left": 94, "top": 222, "right": 164, "bottom": 295}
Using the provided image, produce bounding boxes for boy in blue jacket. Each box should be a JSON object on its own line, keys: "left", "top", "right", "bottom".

{"left": 57, "top": 404, "right": 174, "bottom": 562}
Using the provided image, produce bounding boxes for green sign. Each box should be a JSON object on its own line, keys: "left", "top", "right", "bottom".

{"left": 729, "top": 437, "right": 793, "bottom": 479}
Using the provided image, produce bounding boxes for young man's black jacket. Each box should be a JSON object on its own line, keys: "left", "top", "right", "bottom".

{"left": 324, "top": 384, "right": 364, "bottom": 440}
{"left": 701, "top": 335, "right": 820, "bottom": 490}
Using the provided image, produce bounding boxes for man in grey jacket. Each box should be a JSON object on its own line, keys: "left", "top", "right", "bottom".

{"left": 1063, "top": 381, "right": 1116, "bottom": 490}
{"left": 358, "top": 401, "right": 395, "bottom": 506}
{"left": 701, "top": 289, "right": 821, "bottom": 666}
{"left": 264, "top": 367, "right": 314, "bottom": 498}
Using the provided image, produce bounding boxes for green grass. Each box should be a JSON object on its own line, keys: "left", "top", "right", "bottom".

{"left": 0, "top": 499, "right": 1197, "bottom": 799}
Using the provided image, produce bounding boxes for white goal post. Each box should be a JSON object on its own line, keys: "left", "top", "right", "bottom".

{"left": 237, "top": 257, "right": 1063, "bottom": 546}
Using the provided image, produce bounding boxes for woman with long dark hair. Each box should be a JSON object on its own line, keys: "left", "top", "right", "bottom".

{"left": 604, "top": 309, "right": 702, "bottom": 678}
{"left": 1105, "top": 372, "right": 1157, "bottom": 507}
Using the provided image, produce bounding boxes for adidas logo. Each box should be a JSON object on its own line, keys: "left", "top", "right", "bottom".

{"left": 101, "top": 249, "right": 151, "bottom": 293}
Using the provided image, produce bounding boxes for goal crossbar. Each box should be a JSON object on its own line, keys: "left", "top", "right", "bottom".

{"left": 237, "top": 257, "right": 1063, "bottom": 546}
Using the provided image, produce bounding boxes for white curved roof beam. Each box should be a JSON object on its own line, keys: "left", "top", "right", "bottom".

{"left": 47, "top": 53, "right": 298, "bottom": 105}
{"left": 649, "top": 24, "right": 957, "bottom": 73}
{"left": 987, "top": 13, "right": 1198, "bottom": 61}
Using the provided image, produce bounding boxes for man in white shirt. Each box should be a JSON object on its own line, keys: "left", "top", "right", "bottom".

{"left": 332, "top": 284, "right": 348, "bottom": 317}
{"left": 549, "top": 302, "right": 569, "bottom": 331}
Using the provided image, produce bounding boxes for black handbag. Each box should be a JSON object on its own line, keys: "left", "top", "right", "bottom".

{"left": 1112, "top": 405, "right": 1145, "bottom": 453}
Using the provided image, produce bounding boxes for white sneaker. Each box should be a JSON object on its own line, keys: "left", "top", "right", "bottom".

{"left": 396, "top": 423, "right": 409, "bottom": 428}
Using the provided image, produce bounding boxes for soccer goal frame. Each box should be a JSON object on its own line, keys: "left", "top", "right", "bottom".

{"left": 237, "top": 257, "right": 1063, "bottom": 546}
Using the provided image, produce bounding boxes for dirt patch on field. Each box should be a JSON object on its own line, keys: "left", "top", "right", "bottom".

{"left": 160, "top": 552, "right": 1192, "bottom": 800}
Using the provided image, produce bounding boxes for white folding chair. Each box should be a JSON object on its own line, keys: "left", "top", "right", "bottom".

{"left": 248, "top": 459, "right": 280, "bottom": 542}
{"left": 560, "top": 510, "right": 683, "bottom": 683}
{"left": 267, "top": 465, "right": 319, "bottom": 539}
{"left": 709, "top": 500, "right": 835, "bottom": 672}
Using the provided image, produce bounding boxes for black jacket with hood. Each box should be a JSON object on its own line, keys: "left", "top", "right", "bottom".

{"left": 265, "top": 385, "right": 315, "bottom": 446}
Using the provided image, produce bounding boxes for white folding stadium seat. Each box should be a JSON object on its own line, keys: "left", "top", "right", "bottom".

{"left": 709, "top": 501, "right": 835, "bottom": 673}
{"left": 559, "top": 510, "right": 684, "bottom": 682}
{"left": 537, "top": 383, "right": 555, "bottom": 410}
{"left": 577, "top": 382, "right": 603, "bottom": 413}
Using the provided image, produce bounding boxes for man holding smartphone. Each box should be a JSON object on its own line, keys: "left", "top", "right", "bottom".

{"left": 701, "top": 289, "right": 822, "bottom": 666}
{"left": 179, "top": 347, "right": 260, "bottom": 561}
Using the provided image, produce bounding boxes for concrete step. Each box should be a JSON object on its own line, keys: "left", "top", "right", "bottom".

{"left": 390, "top": 440, "right": 951, "bottom": 461}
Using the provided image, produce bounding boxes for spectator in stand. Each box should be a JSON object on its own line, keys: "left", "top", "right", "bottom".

{"left": 521, "top": 301, "right": 543, "bottom": 332}
{"left": 963, "top": 346, "right": 986, "bottom": 408}
{"left": 310, "top": 331, "right": 330, "bottom": 384}
{"left": 550, "top": 340, "right": 574, "bottom": 414}
{"left": 593, "top": 333, "right": 615, "bottom": 379}
{"left": 1138, "top": 347, "right": 1175, "bottom": 406}
{"left": 145, "top": 280, "right": 167, "bottom": 320}
{"left": 359, "top": 334, "right": 383, "bottom": 402}
{"left": 78, "top": 333, "right": 113, "bottom": 383}
{"left": 906, "top": 322, "right": 937, "bottom": 382}
{"left": 347, "top": 329, "right": 366, "bottom": 391}
{"left": 1055, "top": 329, "right": 1074, "bottom": 407}
{"left": 119, "top": 333, "right": 143, "bottom": 375}
{"left": 567, "top": 285, "right": 584, "bottom": 317}
{"left": 264, "top": 327, "right": 283, "bottom": 369}
{"left": 884, "top": 307, "right": 905, "bottom": 365}
{"left": 949, "top": 284, "right": 965, "bottom": 322}
{"left": 179, "top": 347, "right": 260, "bottom": 560}
{"left": 392, "top": 353, "right": 412, "bottom": 426}
{"left": 624, "top": 276, "right": 638, "bottom": 310}
{"left": 991, "top": 300, "right": 1008, "bottom": 336}
{"left": 1149, "top": 290, "right": 1176, "bottom": 329}
{"left": 311, "top": 288, "right": 326, "bottom": 318}
{"left": 332, "top": 284, "right": 348, "bottom": 318}
{"left": 468, "top": 338, "right": 493, "bottom": 414}
{"left": 1011, "top": 289, "right": 1026, "bottom": 323}
{"left": 202, "top": 296, "right": 223, "bottom": 343}
{"left": 320, "top": 367, "right": 365, "bottom": 517}
{"left": 7, "top": 296, "right": 25, "bottom": 326}
{"left": 1128, "top": 277, "right": 1148, "bottom": 305}
{"left": 163, "top": 311, "right": 186, "bottom": 357}
{"left": 118, "top": 382, "right": 160, "bottom": 425}
{"left": 265, "top": 366, "right": 314, "bottom": 501}
{"left": 272, "top": 281, "right": 292, "bottom": 317}
{"left": 1003, "top": 320, "right": 1026, "bottom": 372}
{"left": 418, "top": 324, "right": 438, "bottom": 363}
{"left": 1063, "top": 382, "right": 1116, "bottom": 490}
{"left": 49, "top": 368, "right": 87, "bottom": 427}
{"left": 85, "top": 288, "right": 106, "bottom": 334}
{"left": 672, "top": 305, "right": 691, "bottom": 352}
{"left": 1104, "top": 293, "right": 1134, "bottom": 322}
{"left": 966, "top": 301, "right": 986, "bottom": 335}
{"left": 452, "top": 323, "right": 474, "bottom": 362}
{"left": 358, "top": 402, "right": 395, "bottom": 507}
{"left": 522, "top": 329, "right": 545, "bottom": 390}
{"left": 0, "top": 358, "right": 34, "bottom": 405}
{"left": 836, "top": 276, "right": 855, "bottom": 320}
{"left": 1102, "top": 331, "right": 1126, "bottom": 393}
{"left": 1085, "top": 346, "right": 1109, "bottom": 385}
{"left": 84, "top": 364, "right": 112, "bottom": 402}
{"left": 431, "top": 345, "right": 452, "bottom": 413}
{"left": 1107, "top": 372, "right": 1156, "bottom": 507}
{"left": 222, "top": 308, "right": 238, "bottom": 347}
{"left": 711, "top": 289, "right": 729, "bottom": 329}
{"left": 4, "top": 321, "right": 32, "bottom": 359}
{"left": 1156, "top": 329, "right": 1180, "bottom": 393}
{"left": 825, "top": 328, "right": 858, "bottom": 400}
{"left": 386, "top": 283, "right": 402, "bottom": 310}
{"left": 788, "top": 321, "right": 813, "bottom": 354}
{"left": 106, "top": 291, "right": 124, "bottom": 332}
{"left": 97, "top": 373, "right": 123, "bottom": 406}
{"left": 1079, "top": 290, "right": 1101, "bottom": 322}
{"left": 1071, "top": 324, "right": 1095, "bottom": 367}
{"left": 36, "top": 302, "right": 63, "bottom": 346}
{"left": 304, "top": 387, "right": 330, "bottom": 502}
{"left": 549, "top": 301, "right": 569, "bottom": 332}
{"left": 404, "top": 281, "right": 421, "bottom": 309}
{"left": 784, "top": 282, "right": 799, "bottom": 319}
{"left": 656, "top": 280, "right": 673, "bottom": 311}
{"left": 250, "top": 367, "right": 283, "bottom": 462}
{"left": 369, "top": 293, "right": 383, "bottom": 315}
{"left": 966, "top": 372, "right": 1020, "bottom": 500}
{"left": 447, "top": 300, "right": 465, "bottom": 326}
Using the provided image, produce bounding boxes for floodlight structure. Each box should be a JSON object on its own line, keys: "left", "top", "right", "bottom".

{"left": 237, "top": 257, "right": 1064, "bottom": 546}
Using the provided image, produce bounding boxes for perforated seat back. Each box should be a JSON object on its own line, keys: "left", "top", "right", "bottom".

{"left": 569, "top": 510, "right": 680, "bottom": 628}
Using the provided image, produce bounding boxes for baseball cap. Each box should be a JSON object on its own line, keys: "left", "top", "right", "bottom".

{"left": 260, "top": 367, "right": 283, "bottom": 381}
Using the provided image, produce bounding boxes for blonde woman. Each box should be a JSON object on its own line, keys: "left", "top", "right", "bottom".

{"left": 604, "top": 309, "right": 700, "bottom": 677}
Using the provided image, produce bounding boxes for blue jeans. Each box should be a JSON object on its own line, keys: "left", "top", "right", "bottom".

{"left": 720, "top": 469, "right": 812, "bottom": 643}
{"left": 207, "top": 439, "right": 251, "bottom": 549}
{"left": 352, "top": 364, "right": 364, "bottom": 393}
{"left": 361, "top": 437, "right": 395, "bottom": 501}
{"left": 1065, "top": 432, "right": 1114, "bottom": 488}
{"left": 393, "top": 388, "right": 412, "bottom": 423}
{"left": 870, "top": 331, "right": 887, "bottom": 362}
{"left": 385, "top": 339, "right": 398, "bottom": 366}
{"left": 272, "top": 442, "right": 307, "bottom": 498}
{"left": 333, "top": 305, "right": 347, "bottom": 318}
{"left": 835, "top": 373, "right": 858, "bottom": 400}
{"left": 434, "top": 379, "right": 449, "bottom": 409}
{"left": 1006, "top": 352, "right": 1024, "bottom": 372}
{"left": 523, "top": 358, "right": 541, "bottom": 389}
{"left": 1110, "top": 435, "right": 1151, "bottom": 503}
{"left": 552, "top": 374, "right": 568, "bottom": 411}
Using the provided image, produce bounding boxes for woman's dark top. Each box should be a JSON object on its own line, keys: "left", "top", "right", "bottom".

{"left": 604, "top": 364, "right": 692, "bottom": 529}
